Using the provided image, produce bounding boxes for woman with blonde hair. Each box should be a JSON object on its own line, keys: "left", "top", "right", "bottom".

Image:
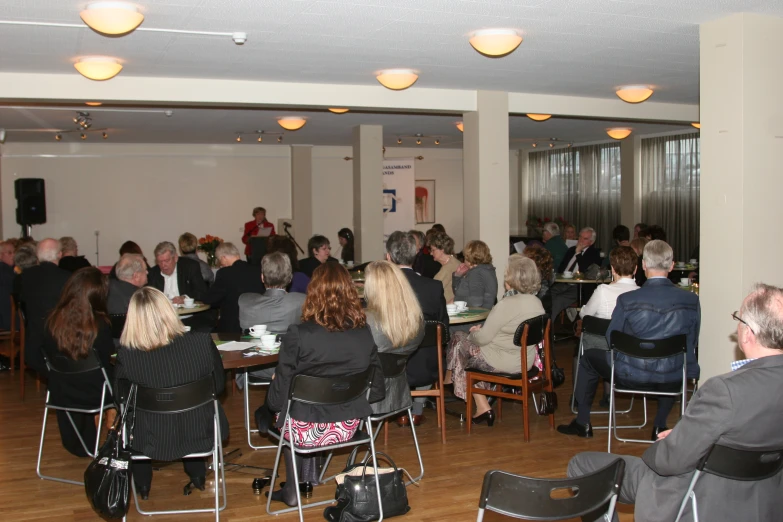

{"left": 364, "top": 260, "right": 425, "bottom": 416}
{"left": 447, "top": 255, "right": 545, "bottom": 426}
{"left": 116, "top": 287, "right": 228, "bottom": 499}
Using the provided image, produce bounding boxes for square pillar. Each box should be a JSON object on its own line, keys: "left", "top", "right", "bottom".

{"left": 699, "top": 13, "right": 783, "bottom": 381}
{"left": 291, "top": 145, "right": 313, "bottom": 249}
{"left": 620, "top": 135, "right": 641, "bottom": 231}
{"left": 463, "top": 91, "right": 510, "bottom": 296}
{"left": 352, "top": 125, "right": 384, "bottom": 263}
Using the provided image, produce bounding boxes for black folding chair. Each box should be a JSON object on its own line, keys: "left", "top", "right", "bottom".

{"left": 608, "top": 332, "right": 688, "bottom": 451}
{"left": 36, "top": 349, "right": 114, "bottom": 485}
{"left": 675, "top": 444, "right": 783, "bottom": 522}
{"left": 265, "top": 370, "right": 385, "bottom": 522}
{"left": 476, "top": 459, "right": 625, "bottom": 521}
{"left": 122, "top": 374, "right": 226, "bottom": 521}
{"left": 109, "top": 313, "right": 127, "bottom": 339}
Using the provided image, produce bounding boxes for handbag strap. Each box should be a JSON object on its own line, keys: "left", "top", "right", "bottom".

{"left": 359, "top": 451, "right": 400, "bottom": 481}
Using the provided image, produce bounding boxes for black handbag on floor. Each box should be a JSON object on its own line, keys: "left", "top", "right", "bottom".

{"left": 323, "top": 452, "right": 410, "bottom": 522}
{"left": 84, "top": 385, "right": 136, "bottom": 519}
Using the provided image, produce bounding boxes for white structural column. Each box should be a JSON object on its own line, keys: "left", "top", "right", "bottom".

{"left": 619, "top": 136, "right": 642, "bottom": 231}
{"left": 699, "top": 13, "right": 783, "bottom": 382}
{"left": 518, "top": 150, "right": 530, "bottom": 234}
{"left": 352, "top": 125, "right": 384, "bottom": 263}
{"left": 463, "top": 91, "right": 510, "bottom": 296}
{"left": 290, "top": 145, "right": 313, "bottom": 249}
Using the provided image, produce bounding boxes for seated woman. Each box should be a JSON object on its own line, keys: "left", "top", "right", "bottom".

{"left": 337, "top": 228, "right": 354, "bottom": 264}
{"left": 364, "top": 260, "right": 425, "bottom": 417}
{"left": 298, "top": 234, "right": 337, "bottom": 279}
{"left": 43, "top": 267, "right": 115, "bottom": 457}
{"left": 447, "top": 255, "right": 544, "bottom": 425}
{"left": 452, "top": 239, "right": 498, "bottom": 309}
{"left": 265, "top": 262, "right": 384, "bottom": 507}
{"left": 523, "top": 245, "right": 555, "bottom": 316}
{"left": 178, "top": 232, "right": 214, "bottom": 285}
{"left": 109, "top": 240, "right": 149, "bottom": 280}
{"left": 267, "top": 235, "right": 310, "bottom": 294}
{"left": 429, "top": 232, "right": 461, "bottom": 303}
{"left": 116, "top": 287, "right": 228, "bottom": 499}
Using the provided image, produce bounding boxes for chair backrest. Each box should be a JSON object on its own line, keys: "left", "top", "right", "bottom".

{"left": 700, "top": 444, "right": 783, "bottom": 481}
{"left": 513, "top": 314, "right": 549, "bottom": 347}
{"left": 109, "top": 313, "right": 127, "bottom": 339}
{"left": 289, "top": 369, "right": 371, "bottom": 406}
{"left": 478, "top": 459, "right": 625, "bottom": 520}
{"left": 610, "top": 331, "right": 686, "bottom": 359}
{"left": 582, "top": 316, "right": 611, "bottom": 337}
{"left": 377, "top": 353, "right": 408, "bottom": 378}
{"left": 421, "top": 320, "right": 448, "bottom": 347}
{"left": 43, "top": 346, "right": 103, "bottom": 375}
{"left": 133, "top": 374, "right": 216, "bottom": 414}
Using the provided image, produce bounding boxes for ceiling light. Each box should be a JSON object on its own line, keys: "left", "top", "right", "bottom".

{"left": 567, "top": 143, "right": 572, "bottom": 148}
{"left": 80, "top": 2, "right": 144, "bottom": 35}
{"left": 615, "top": 85, "right": 654, "bottom": 104}
{"left": 691, "top": 123, "right": 701, "bottom": 129}
{"left": 85, "top": 101, "right": 102, "bottom": 106}
{"left": 416, "top": 139, "right": 421, "bottom": 145}
{"left": 0, "top": 129, "right": 5, "bottom": 144}
{"left": 456, "top": 122, "right": 464, "bottom": 133}
{"left": 606, "top": 128, "right": 632, "bottom": 140}
{"left": 74, "top": 57, "right": 123, "bottom": 81}
{"left": 236, "top": 135, "right": 242, "bottom": 142}
{"left": 469, "top": 29, "right": 523, "bottom": 57}
{"left": 277, "top": 136, "right": 283, "bottom": 143}
{"left": 435, "top": 139, "right": 440, "bottom": 145}
{"left": 80, "top": 133, "right": 87, "bottom": 140}
{"left": 257, "top": 136, "right": 263, "bottom": 143}
{"left": 328, "top": 108, "right": 349, "bottom": 114}
{"left": 376, "top": 69, "right": 418, "bottom": 90}
{"left": 55, "top": 134, "right": 62, "bottom": 141}
{"left": 277, "top": 117, "right": 307, "bottom": 131}
{"left": 532, "top": 143, "right": 537, "bottom": 148}
{"left": 397, "top": 138, "right": 402, "bottom": 144}
{"left": 527, "top": 114, "right": 552, "bottom": 122}
{"left": 102, "top": 132, "right": 108, "bottom": 139}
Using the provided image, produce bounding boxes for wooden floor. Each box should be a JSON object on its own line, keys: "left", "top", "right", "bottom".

{"left": 0, "top": 338, "right": 667, "bottom": 521}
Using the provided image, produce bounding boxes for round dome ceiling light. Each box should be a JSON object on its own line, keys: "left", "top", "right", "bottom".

{"left": 606, "top": 128, "right": 633, "bottom": 140}
{"left": 74, "top": 57, "right": 123, "bottom": 80}
{"left": 80, "top": 2, "right": 144, "bottom": 35}
{"left": 615, "top": 85, "right": 654, "bottom": 104}
{"left": 277, "top": 117, "right": 307, "bottom": 131}
{"left": 469, "top": 29, "right": 523, "bottom": 57}
{"left": 376, "top": 69, "right": 419, "bottom": 90}
{"left": 526, "top": 114, "right": 552, "bottom": 122}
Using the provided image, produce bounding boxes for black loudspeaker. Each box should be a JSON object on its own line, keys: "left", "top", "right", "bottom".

{"left": 15, "top": 178, "right": 47, "bottom": 225}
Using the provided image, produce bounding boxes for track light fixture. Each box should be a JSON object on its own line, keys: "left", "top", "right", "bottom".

{"left": 80, "top": 133, "right": 87, "bottom": 140}
{"left": 532, "top": 143, "right": 537, "bottom": 148}
{"left": 397, "top": 138, "right": 402, "bottom": 145}
{"left": 55, "top": 134, "right": 62, "bottom": 141}
{"left": 257, "top": 136, "right": 263, "bottom": 143}
{"left": 416, "top": 139, "right": 422, "bottom": 145}
{"left": 277, "top": 136, "right": 283, "bottom": 143}
{"left": 549, "top": 142, "right": 554, "bottom": 148}
{"left": 236, "top": 135, "right": 242, "bottom": 143}
{"left": 102, "top": 132, "right": 108, "bottom": 139}
{"left": 435, "top": 139, "right": 440, "bottom": 145}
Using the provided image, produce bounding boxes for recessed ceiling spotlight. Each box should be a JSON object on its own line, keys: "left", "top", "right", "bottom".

{"left": 691, "top": 123, "right": 701, "bottom": 129}
{"left": 469, "top": 29, "right": 523, "bottom": 57}
{"left": 102, "top": 132, "right": 108, "bottom": 139}
{"left": 85, "top": 101, "right": 103, "bottom": 106}
{"left": 74, "top": 56, "right": 123, "bottom": 81}
{"left": 397, "top": 138, "right": 402, "bottom": 144}
{"left": 277, "top": 117, "right": 307, "bottom": 131}
{"left": 615, "top": 85, "right": 654, "bottom": 104}
{"left": 376, "top": 69, "right": 419, "bottom": 90}
{"left": 55, "top": 134, "right": 62, "bottom": 141}
{"left": 328, "top": 108, "right": 350, "bottom": 114}
{"left": 80, "top": 2, "right": 144, "bottom": 35}
{"left": 606, "top": 128, "right": 633, "bottom": 140}
{"left": 456, "top": 122, "right": 464, "bottom": 133}
{"left": 526, "top": 114, "right": 552, "bottom": 122}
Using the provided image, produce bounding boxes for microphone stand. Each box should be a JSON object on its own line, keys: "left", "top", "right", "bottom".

{"left": 284, "top": 224, "right": 305, "bottom": 255}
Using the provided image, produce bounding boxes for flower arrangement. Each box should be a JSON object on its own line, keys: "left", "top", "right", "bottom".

{"left": 198, "top": 234, "right": 223, "bottom": 267}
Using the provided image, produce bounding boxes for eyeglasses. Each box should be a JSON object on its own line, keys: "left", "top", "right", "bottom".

{"left": 731, "top": 311, "right": 754, "bottom": 334}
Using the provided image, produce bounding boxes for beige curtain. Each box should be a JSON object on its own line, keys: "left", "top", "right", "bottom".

{"left": 641, "top": 134, "right": 700, "bottom": 261}
{"left": 528, "top": 143, "right": 621, "bottom": 254}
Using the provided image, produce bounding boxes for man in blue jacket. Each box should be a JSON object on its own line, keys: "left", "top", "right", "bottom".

{"left": 558, "top": 240, "right": 700, "bottom": 440}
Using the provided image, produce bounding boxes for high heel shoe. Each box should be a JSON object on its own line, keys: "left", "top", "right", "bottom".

{"left": 471, "top": 409, "right": 495, "bottom": 427}
{"left": 278, "top": 481, "right": 313, "bottom": 498}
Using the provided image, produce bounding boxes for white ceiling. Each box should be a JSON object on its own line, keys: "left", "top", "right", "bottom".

{"left": 1, "top": 0, "right": 776, "bottom": 144}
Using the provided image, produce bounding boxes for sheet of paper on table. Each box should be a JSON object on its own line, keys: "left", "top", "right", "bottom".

{"left": 217, "top": 341, "right": 260, "bottom": 352}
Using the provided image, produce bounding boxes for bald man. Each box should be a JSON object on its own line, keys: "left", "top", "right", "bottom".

{"left": 18, "top": 238, "right": 70, "bottom": 375}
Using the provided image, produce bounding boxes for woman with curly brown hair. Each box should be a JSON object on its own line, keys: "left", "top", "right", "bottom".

{"left": 264, "top": 262, "right": 385, "bottom": 506}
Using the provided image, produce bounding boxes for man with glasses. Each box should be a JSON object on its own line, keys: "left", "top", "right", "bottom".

{"left": 558, "top": 240, "right": 700, "bottom": 441}
{"left": 564, "top": 283, "right": 783, "bottom": 522}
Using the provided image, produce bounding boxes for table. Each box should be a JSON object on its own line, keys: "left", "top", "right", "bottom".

{"left": 213, "top": 333, "right": 279, "bottom": 370}
{"left": 449, "top": 307, "right": 490, "bottom": 325}
{"left": 176, "top": 302, "right": 210, "bottom": 315}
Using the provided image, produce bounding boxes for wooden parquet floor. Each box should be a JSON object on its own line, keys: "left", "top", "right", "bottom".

{"left": 0, "top": 339, "right": 664, "bottom": 521}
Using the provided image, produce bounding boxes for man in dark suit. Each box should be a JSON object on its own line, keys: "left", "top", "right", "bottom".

{"left": 551, "top": 226, "right": 603, "bottom": 322}
{"left": 107, "top": 253, "right": 147, "bottom": 314}
{"left": 147, "top": 241, "right": 207, "bottom": 302}
{"left": 386, "top": 231, "right": 449, "bottom": 425}
{"left": 58, "top": 236, "right": 91, "bottom": 272}
{"left": 19, "top": 238, "right": 71, "bottom": 375}
{"left": 203, "top": 242, "right": 265, "bottom": 333}
{"left": 566, "top": 283, "right": 783, "bottom": 522}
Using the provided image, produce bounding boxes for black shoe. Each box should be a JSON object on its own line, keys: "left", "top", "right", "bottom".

{"left": 138, "top": 487, "right": 150, "bottom": 500}
{"left": 190, "top": 476, "right": 206, "bottom": 491}
{"left": 471, "top": 409, "right": 495, "bottom": 427}
{"left": 651, "top": 426, "right": 669, "bottom": 442}
{"left": 557, "top": 419, "right": 593, "bottom": 438}
{"left": 278, "top": 481, "right": 313, "bottom": 498}
{"left": 265, "top": 489, "right": 298, "bottom": 507}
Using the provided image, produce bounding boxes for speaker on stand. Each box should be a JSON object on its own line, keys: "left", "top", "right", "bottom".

{"left": 15, "top": 178, "right": 46, "bottom": 238}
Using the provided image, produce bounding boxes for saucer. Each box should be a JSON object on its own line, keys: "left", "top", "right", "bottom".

{"left": 447, "top": 310, "right": 458, "bottom": 316}
{"left": 183, "top": 304, "right": 198, "bottom": 309}
{"left": 258, "top": 341, "right": 282, "bottom": 350}
{"left": 678, "top": 282, "right": 690, "bottom": 287}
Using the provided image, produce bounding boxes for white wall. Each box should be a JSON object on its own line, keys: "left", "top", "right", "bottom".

{"left": 1, "top": 143, "right": 291, "bottom": 265}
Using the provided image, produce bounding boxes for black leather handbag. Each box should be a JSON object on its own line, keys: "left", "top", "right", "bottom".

{"left": 84, "top": 386, "right": 136, "bottom": 519}
{"left": 323, "top": 452, "right": 410, "bottom": 522}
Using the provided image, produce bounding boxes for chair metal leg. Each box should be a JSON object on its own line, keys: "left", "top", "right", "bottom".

{"left": 366, "top": 418, "right": 385, "bottom": 522}
{"left": 265, "top": 432, "right": 287, "bottom": 516}
{"left": 244, "top": 375, "right": 275, "bottom": 450}
{"left": 476, "top": 507, "right": 485, "bottom": 522}
{"left": 406, "top": 410, "right": 425, "bottom": 484}
{"left": 37, "top": 403, "right": 91, "bottom": 485}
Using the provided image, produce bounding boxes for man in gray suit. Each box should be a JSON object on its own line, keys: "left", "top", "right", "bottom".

{"left": 566, "top": 283, "right": 783, "bottom": 522}
{"left": 236, "top": 252, "right": 306, "bottom": 387}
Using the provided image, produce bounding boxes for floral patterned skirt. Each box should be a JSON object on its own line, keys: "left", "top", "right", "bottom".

{"left": 279, "top": 418, "right": 361, "bottom": 448}
{"left": 446, "top": 331, "right": 498, "bottom": 400}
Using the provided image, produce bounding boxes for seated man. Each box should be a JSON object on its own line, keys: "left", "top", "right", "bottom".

{"left": 542, "top": 222, "right": 568, "bottom": 271}
{"left": 203, "top": 242, "right": 264, "bottom": 333}
{"left": 566, "top": 283, "right": 783, "bottom": 522}
{"left": 108, "top": 254, "right": 147, "bottom": 314}
{"left": 551, "top": 227, "right": 602, "bottom": 321}
{"left": 147, "top": 241, "right": 210, "bottom": 330}
{"left": 58, "top": 236, "right": 91, "bottom": 272}
{"left": 558, "top": 240, "right": 700, "bottom": 440}
{"left": 236, "top": 251, "right": 305, "bottom": 386}
{"left": 179, "top": 232, "right": 214, "bottom": 286}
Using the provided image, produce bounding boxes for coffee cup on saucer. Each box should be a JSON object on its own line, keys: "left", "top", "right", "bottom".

{"left": 183, "top": 297, "right": 195, "bottom": 308}
{"left": 454, "top": 301, "right": 468, "bottom": 312}
{"left": 689, "top": 259, "right": 698, "bottom": 265}
{"left": 260, "top": 334, "right": 277, "bottom": 348}
{"left": 446, "top": 304, "right": 458, "bottom": 315}
{"left": 680, "top": 277, "right": 690, "bottom": 286}
{"left": 249, "top": 325, "right": 267, "bottom": 338}
{"left": 347, "top": 261, "right": 354, "bottom": 267}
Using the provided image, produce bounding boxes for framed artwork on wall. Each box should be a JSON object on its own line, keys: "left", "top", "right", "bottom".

{"left": 415, "top": 180, "right": 435, "bottom": 224}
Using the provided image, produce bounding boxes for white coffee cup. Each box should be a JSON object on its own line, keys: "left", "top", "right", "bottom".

{"left": 183, "top": 297, "right": 195, "bottom": 307}
{"left": 454, "top": 300, "right": 468, "bottom": 312}
{"left": 680, "top": 277, "right": 690, "bottom": 286}
{"left": 446, "top": 304, "right": 458, "bottom": 314}
{"left": 249, "top": 325, "right": 267, "bottom": 337}
{"left": 347, "top": 261, "right": 354, "bottom": 267}
{"left": 183, "top": 326, "right": 192, "bottom": 332}
{"left": 689, "top": 259, "right": 698, "bottom": 265}
{"left": 676, "top": 261, "right": 685, "bottom": 267}
{"left": 260, "top": 334, "right": 277, "bottom": 348}
{"left": 562, "top": 271, "right": 573, "bottom": 278}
